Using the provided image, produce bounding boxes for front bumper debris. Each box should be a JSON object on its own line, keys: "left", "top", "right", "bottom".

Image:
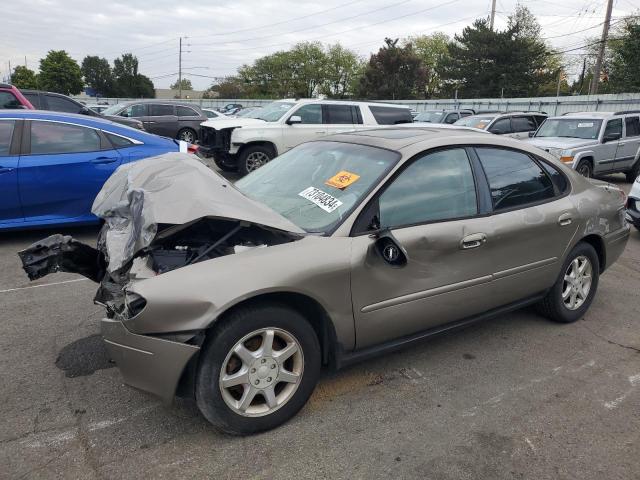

{"left": 101, "top": 318, "right": 200, "bottom": 403}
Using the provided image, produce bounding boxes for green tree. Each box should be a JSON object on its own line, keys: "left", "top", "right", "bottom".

{"left": 404, "top": 32, "right": 450, "bottom": 98}
{"left": 38, "top": 50, "right": 83, "bottom": 95}
{"left": 170, "top": 78, "right": 193, "bottom": 90}
{"left": 357, "top": 38, "right": 427, "bottom": 100}
{"left": 112, "top": 53, "right": 154, "bottom": 97}
{"left": 209, "top": 76, "right": 246, "bottom": 98}
{"left": 320, "top": 44, "right": 363, "bottom": 98}
{"left": 608, "top": 17, "right": 640, "bottom": 93}
{"left": 81, "top": 56, "right": 113, "bottom": 96}
{"left": 11, "top": 65, "right": 39, "bottom": 89}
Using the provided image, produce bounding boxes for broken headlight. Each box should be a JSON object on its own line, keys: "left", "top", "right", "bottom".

{"left": 124, "top": 291, "right": 147, "bottom": 318}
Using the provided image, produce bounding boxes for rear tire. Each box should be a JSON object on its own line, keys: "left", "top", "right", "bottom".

{"left": 625, "top": 161, "right": 640, "bottom": 183}
{"left": 195, "top": 303, "right": 321, "bottom": 435}
{"left": 576, "top": 160, "right": 593, "bottom": 178}
{"left": 177, "top": 128, "right": 197, "bottom": 143}
{"left": 213, "top": 156, "right": 238, "bottom": 172}
{"left": 238, "top": 145, "right": 275, "bottom": 176}
{"left": 536, "top": 242, "right": 600, "bottom": 323}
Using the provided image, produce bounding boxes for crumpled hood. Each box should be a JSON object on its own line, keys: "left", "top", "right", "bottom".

{"left": 92, "top": 152, "right": 304, "bottom": 271}
{"left": 200, "top": 117, "right": 265, "bottom": 130}
{"left": 526, "top": 137, "right": 598, "bottom": 150}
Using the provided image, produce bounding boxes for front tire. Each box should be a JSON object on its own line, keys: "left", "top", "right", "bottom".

{"left": 195, "top": 303, "right": 321, "bottom": 435}
{"left": 576, "top": 160, "right": 593, "bottom": 178}
{"left": 238, "top": 145, "right": 275, "bottom": 176}
{"left": 536, "top": 242, "right": 600, "bottom": 323}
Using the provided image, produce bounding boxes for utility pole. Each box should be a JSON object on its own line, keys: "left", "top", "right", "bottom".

{"left": 590, "top": 0, "right": 614, "bottom": 95}
{"left": 178, "top": 37, "right": 182, "bottom": 99}
{"left": 8, "top": 60, "right": 11, "bottom": 84}
{"left": 490, "top": 0, "right": 497, "bottom": 30}
{"left": 578, "top": 57, "right": 586, "bottom": 94}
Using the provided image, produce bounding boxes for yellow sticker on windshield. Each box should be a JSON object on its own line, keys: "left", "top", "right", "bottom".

{"left": 325, "top": 171, "right": 360, "bottom": 190}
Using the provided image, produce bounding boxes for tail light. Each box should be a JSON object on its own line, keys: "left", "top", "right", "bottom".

{"left": 187, "top": 144, "right": 199, "bottom": 154}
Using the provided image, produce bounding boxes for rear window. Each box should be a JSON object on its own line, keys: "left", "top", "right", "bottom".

{"left": 369, "top": 106, "right": 413, "bottom": 125}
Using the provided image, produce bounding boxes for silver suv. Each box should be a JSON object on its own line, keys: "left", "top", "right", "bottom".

{"left": 527, "top": 111, "right": 640, "bottom": 180}
{"left": 454, "top": 111, "right": 548, "bottom": 139}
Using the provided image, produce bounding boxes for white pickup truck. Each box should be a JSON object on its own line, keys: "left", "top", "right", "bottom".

{"left": 199, "top": 99, "right": 413, "bottom": 175}
{"left": 527, "top": 111, "right": 640, "bottom": 181}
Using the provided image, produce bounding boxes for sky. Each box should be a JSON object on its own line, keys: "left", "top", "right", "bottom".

{"left": 1, "top": 0, "right": 637, "bottom": 90}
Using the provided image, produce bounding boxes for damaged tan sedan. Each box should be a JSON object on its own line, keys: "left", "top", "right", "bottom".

{"left": 20, "top": 128, "right": 630, "bottom": 435}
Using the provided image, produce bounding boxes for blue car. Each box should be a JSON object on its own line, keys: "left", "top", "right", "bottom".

{"left": 0, "top": 110, "right": 190, "bottom": 230}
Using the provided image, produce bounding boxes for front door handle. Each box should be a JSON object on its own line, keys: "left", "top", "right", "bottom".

{"left": 91, "top": 157, "right": 118, "bottom": 164}
{"left": 558, "top": 213, "right": 573, "bottom": 226}
{"left": 461, "top": 233, "right": 487, "bottom": 250}
{"left": 0, "top": 167, "right": 14, "bottom": 174}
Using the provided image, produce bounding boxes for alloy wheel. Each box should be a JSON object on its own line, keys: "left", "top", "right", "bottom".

{"left": 219, "top": 327, "right": 304, "bottom": 417}
{"left": 179, "top": 130, "right": 195, "bottom": 143}
{"left": 562, "top": 255, "right": 593, "bottom": 310}
{"left": 245, "top": 151, "right": 270, "bottom": 172}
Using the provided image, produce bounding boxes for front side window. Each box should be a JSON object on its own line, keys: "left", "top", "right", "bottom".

{"left": 236, "top": 141, "right": 398, "bottom": 233}
{"left": 512, "top": 116, "right": 536, "bottom": 132}
{"left": 454, "top": 115, "right": 495, "bottom": 129}
{"left": 291, "top": 104, "right": 322, "bottom": 124}
{"left": 625, "top": 117, "right": 640, "bottom": 137}
{"left": 604, "top": 119, "right": 622, "bottom": 139}
{"left": 369, "top": 106, "right": 413, "bottom": 125}
{"left": 477, "top": 148, "right": 555, "bottom": 211}
{"left": 0, "top": 92, "right": 21, "bottom": 109}
{"left": 444, "top": 113, "right": 459, "bottom": 124}
{"left": 379, "top": 148, "right": 478, "bottom": 228}
{"left": 177, "top": 106, "right": 199, "bottom": 117}
{"left": 45, "top": 94, "right": 81, "bottom": 113}
{"left": 325, "top": 105, "right": 361, "bottom": 124}
{"left": 30, "top": 121, "right": 101, "bottom": 154}
{"left": 149, "top": 104, "right": 175, "bottom": 116}
{"left": 414, "top": 111, "right": 445, "bottom": 123}
{"left": 253, "top": 101, "right": 296, "bottom": 122}
{"left": 0, "top": 120, "right": 15, "bottom": 155}
{"left": 489, "top": 118, "right": 512, "bottom": 134}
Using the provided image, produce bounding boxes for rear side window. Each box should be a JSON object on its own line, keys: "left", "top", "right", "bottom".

{"left": 512, "top": 116, "right": 536, "bottom": 132}
{"left": 379, "top": 148, "right": 477, "bottom": 228}
{"left": 325, "top": 105, "right": 361, "bottom": 124}
{"left": 105, "top": 132, "right": 134, "bottom": 148}
{"left": 625, "top": 117, "right": 640, "bottom": 137}
{"left": 177, "top": 106, "right": 199, "bottom": 117}
{"left": 0, "top": 91, "right": 21, "bottom": 109}
{"left": 45, "top": 94, "right": 81, "bottom": 113}
{"left": 23, "top": 92, "right": 42, "bottom": 108}
{"left": 0, "top": 120, "right": 15, "bottom": 155}
{"left": 476, "top": 147, "right": 555, "bottom": 211}
{"left": 30, "top": 121, "right": 101, "bottom": 154}
{"left": 540, "top": 160, "right": 569, "bottom": 194}
{"left": 369, "top": 106, "right": 413, "bottom": 125}
{"left": 149, "top": 104, "right": 175, "bottom": 116}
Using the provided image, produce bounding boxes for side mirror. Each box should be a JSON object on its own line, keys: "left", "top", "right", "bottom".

{"left": 603, "top": 132, "right": 621, "bottom": 143}
{"left": 528, "top": 131, "right": 535, "bottom": 138}
{"left": 371, "top": 228, "right": 408, "bottom": 267}
{"left": 287, "top": 115, "right": 302, "bottom": 125}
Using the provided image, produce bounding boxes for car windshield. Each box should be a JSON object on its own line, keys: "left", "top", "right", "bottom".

{"left": 535, "top": 118, "right": 603, "bottom": 139}
{"left": 236, "top": 141, "right": 399, "bottom": 233}
{"left": 414, "top": 111, "right": 445, "bottom": 123}
{"left": 237, "top": 107, "right": 263, "bottom": 118}
{"left": 251, "top": 101, "right": 296, "bottom": 122}
{"left": 101, "top": 103, "right": 127, "bottom": 115}
{"left": 454, "top": 115, "right": 495, "bottom": 129}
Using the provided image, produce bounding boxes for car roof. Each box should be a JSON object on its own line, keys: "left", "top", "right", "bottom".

{"left": 319, "top": 126, "right": 492, "bottom": 150}
{"left": 276, "top": 98, "right": 411, "bottom": 109}
{"left": 561, "top": 111, "right": 616, "bottom": 118}
{"left": 0, "top": 109, "right": 149, "bottom": 133}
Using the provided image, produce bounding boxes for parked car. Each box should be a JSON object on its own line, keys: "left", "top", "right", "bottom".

{"left": 202, "top": 108, "right": 228, "bottom": 120}
{"left": 0, "top": 110, "right": 195, "bottom": 230}
{"left": 218, "top": 103, "right": 243, "bottom": 114}
{"left": 626, "top": 174, "right": 640, "bottom": 231}
{"left": 20, "top": 127, "right": 629, "bottom": 434}
{"left": 101, "top": 100, "right": 208, "bottom": 143}
{"left": 234, "top": 106, "right": 263, "bottom": 118}
{"left": 86, "top": 104, "right": 109, "bottom": 114}
{"left": 414, "top": 109, "right": 474, "bottom": 124}
{"left": 527, "top": 111, "right": 640, "bottom": 180}
{"left": 454, "top": 111, "right": 547, "bottom": 139}
{"left": 200, "top": 99, "right": 413, "bottom": 174}
{"left": 20, "top": 90, "right": 144, "bottom": 130}
{"left": 0, "top": 83, "right": 34, "bottom": 109}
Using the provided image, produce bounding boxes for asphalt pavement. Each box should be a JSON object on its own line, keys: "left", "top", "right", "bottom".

{"left": 0, "top": 174, "right": 638, "bottom": 480}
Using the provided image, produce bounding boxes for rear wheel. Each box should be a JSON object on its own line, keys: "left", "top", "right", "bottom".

{"left": 536, "top": 242, "right": 600, "bottom": 323}
{"left": 177, "top": 128, "right": 197, "bottom": 143}
{"left": 238, "top": 145, "right": 275, "bottom": 176}
{"left": 576, "top": 160, "right": 593, "bottom": 178}
{"left": 195, "top": 303, "right": 321, "bottom": 435}
{"left": 213, "top": 156, "right": 238, "bottom": 172}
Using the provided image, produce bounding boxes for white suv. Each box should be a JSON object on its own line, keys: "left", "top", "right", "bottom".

{"left": 199, "top": 99, "right": 413, "bottom": 175}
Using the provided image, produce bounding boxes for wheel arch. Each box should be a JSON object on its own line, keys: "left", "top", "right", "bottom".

{"left": 579, "top": 234, "right": 606, "bottom": 273}
{"left": 237, "top": 141, "right": 278, "bottom": 158}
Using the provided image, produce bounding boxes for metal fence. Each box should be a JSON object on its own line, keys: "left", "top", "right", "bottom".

{"left": 78, "top": 93, "right": 640, "bottom": 116}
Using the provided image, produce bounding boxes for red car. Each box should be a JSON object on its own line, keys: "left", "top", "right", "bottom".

{"left": 0, "top": 83, "right": 34, "bottom": 109}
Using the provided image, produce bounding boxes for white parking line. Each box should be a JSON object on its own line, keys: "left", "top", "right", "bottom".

{"left": 0, "top": 278, "right": 88, "bottom": 294}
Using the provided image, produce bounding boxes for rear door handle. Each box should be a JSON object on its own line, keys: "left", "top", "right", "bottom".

{"left": 558, "top": 213, "right": 573, "bottom": 226}
{"left": 91, "top": 157, "right": 118, "bottom": 164}
{"left": 0, "top": 167, "right": 14, "bottom": 174}
{"left": 461, "top": 233, "right": 487, "bottom": 250}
